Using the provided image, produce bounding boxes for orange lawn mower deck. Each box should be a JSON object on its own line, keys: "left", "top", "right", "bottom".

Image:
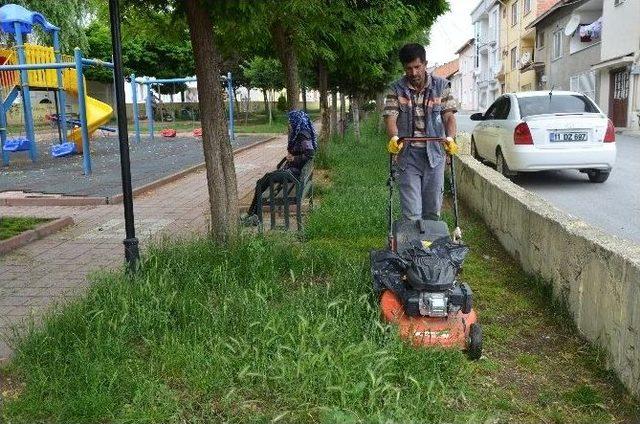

{"left": 371, "top": 137, "right": 482, "bottom": 359}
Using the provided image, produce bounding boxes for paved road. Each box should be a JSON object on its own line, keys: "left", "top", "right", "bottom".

{"left": 457, "top": 113, "right": 640, "bottom": 245}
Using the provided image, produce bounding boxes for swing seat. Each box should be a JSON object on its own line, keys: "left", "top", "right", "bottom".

{"left": 161, "top": 128, "right": 177, "bottom": 138}
{"left": 3, "top": 137, "right": 31, "bottom": 152}
{"left": 51, "top": 142, "right": 77, "bottom": 158}
{"left": 193, "top": 128, "right": 202, "bottom": 137}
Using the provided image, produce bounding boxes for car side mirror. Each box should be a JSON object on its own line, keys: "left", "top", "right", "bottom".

{"left": 470, "top": 112, "right": 484, "bottom": 121}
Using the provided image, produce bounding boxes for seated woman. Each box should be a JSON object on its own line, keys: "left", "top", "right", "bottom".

{"left": 244, "top": 109, "right": 317, "bottom": 221}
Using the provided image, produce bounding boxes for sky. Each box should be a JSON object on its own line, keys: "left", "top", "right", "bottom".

{"left": 424, "top": 0, "right": 478, "bottom": 66}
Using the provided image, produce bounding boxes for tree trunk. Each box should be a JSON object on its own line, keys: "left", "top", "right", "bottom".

{"left": 317, "top": 62, "right": 329, "bottom": 144}
{"left": 244, "top": 87, "right": 250, "bottom": 124}
{"left": 267, "top": 90, "right": 273, "bottom": 125}
{"left": 185, "top": 0, "right": 239, "bottom": 243}
{"left": 271, "top": 22, "right": 299, "bottom": 110}
{"left": 330, "top": 90, "right": 338, "bottom": 137}
{"left": 376, "top": 92, "right": 385, "bottom": 132}
{"left": 233, "top": 87, "right": 240, "bottom": 119}
{"left": 302, "top": 85, "right": 307, "bottom": 111}
{"left": 352, "top": 95, "right": 361, "bottom": 143}
{"left": 339, "top": 91, "right": 346, "bottom": 139}
{"left": 262, "top": 88, "right": 272, "bottom": 125}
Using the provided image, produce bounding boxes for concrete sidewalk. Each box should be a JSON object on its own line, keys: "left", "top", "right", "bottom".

{"left": 0, "top": 136, "right": 287, "bottom": 360}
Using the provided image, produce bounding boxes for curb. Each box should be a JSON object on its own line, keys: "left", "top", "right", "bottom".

{"left": 0, "top": 196, "right": 107, "bottom": 207}
{"left": 0, "top": 216, "right": 74, "bottom": 255}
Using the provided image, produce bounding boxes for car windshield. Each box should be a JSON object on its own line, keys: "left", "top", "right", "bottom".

{"left": 518, "top": 95, "right": 599, "bottom": 118}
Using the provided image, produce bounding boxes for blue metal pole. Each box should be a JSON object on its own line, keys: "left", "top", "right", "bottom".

{"left": 53, "top": 30, "right": 68, "bottom": 143}
{"left": 0, "top": 62, "right": 76, "bottom": 71}
{"left": 227, "top": 72, "right": 235, "bottom": 142}
{"left": 130, "top": 74, "right": 140, "bottom": 144}
{"left": 14, "top": 22, "right": 37, "bottom": 162}
{"left": 146, "top": 79, "right": 154, "bottom": 141}
{"left": 0, "top": 86, "right": 8, "bottom": 166}
{"left": 74, "top": 48, "right": 91, "bottom": 175}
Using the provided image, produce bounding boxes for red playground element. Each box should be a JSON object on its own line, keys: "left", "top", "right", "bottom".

{"left": 160, "top": 128, "right": 177, "bottom": 137}
{"left": 380, "top": 290, "right": 478, "bottom": 349}
{"left": 193, "top": 128, "right": 202, "bottom": 137}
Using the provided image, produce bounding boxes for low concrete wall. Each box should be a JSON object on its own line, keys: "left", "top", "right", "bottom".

{"left": 453, "top": 151, "right": 640, "bottom": 396}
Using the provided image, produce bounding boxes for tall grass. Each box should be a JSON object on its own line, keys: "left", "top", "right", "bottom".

{"left": 3, "top": 118, "right": 637, "bottom": 423}
{"left": 2, "top": 119, "right": 472, "bottom": 423}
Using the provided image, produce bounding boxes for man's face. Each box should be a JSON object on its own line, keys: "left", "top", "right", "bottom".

{"left": 403, "top": 58, "right": 427, "bottom": 88}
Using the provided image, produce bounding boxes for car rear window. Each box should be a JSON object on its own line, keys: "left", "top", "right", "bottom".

{"left": 517, "top": 95, "right": 599, "bottom": 118}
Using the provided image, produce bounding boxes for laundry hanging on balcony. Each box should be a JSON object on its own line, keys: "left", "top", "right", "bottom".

{"left": 579, "top": 17, "right": 602, "bottom": 42}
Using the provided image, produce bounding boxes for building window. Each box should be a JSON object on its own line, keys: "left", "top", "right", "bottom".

{"left": 524, "top": 0, "right": 531, "bottom": 15}
{"left": 570, "top": 71, "right": 596, "bottom": 100}
{"left": 537, "top": 30, "right": 545, "bottom": 48}
{"left": 552, "top": 30, "right": 563, "bottom": 60}
{"left": 511, "top": 2, "right": 518, "bottom": 26}
{"left": 511, "top": 47, "right": 518, "bottom": 70}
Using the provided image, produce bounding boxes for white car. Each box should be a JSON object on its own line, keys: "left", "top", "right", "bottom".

{"left": 470, "top": 91, "right": 616, "bottom": 183}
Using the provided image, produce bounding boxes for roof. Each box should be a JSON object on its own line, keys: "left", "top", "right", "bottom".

{"left": 455, "top": 38, "right": 475, "bottom": 55}
{"left": 0, "top": 4, "right": 59, "bottom": 35}
{"left": 526, "top": 0, "right": 571, "bottom": 29}
{"left": 432, "top": 59, "right": 459, "bottom": 79}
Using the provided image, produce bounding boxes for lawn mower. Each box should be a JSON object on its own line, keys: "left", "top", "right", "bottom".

{"left": 370, "top": 137, "right": 482, "bottom": 359}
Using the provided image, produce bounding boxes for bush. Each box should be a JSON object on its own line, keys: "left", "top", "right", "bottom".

{"left": 276, "top": 93, "right": 287, "bottom": 112}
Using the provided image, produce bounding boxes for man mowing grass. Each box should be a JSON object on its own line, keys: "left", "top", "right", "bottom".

{"left": 384, "top": 43, "right": 459, "bottom": 221}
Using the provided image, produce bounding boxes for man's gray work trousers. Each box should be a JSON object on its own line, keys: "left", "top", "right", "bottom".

{"left": 397, "top": 145, "right": 445, "bottom": 221}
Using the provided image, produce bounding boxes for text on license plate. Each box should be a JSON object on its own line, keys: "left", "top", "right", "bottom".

{"left": 549, "top": 131, "right": 588, "bottom": 142}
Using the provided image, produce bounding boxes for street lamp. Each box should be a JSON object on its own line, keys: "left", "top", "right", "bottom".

{"left": 108, "top": 0, "right": 139, "bottom": 269}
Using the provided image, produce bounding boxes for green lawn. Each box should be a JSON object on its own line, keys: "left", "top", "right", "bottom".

{"left": 1, "top": 118, "right": 637, "bottom": 423}
{"left": 0, "top": 217, "right": 49, "bottom": 240}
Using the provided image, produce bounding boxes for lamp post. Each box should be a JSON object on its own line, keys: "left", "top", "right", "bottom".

{"left": 109, "top": 0, "right": 139, "bottom": 269}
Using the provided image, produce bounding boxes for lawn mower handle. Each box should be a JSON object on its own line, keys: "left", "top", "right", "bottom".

{"left": 391, "top": 136, "right": 461, "bottom": 241}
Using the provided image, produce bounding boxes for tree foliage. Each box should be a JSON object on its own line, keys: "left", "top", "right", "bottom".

{"left": 241, "top": 56, "right": 284, "bottom": 92}
{"left": 9, "top": 0, "right": 97, "bottom": 52}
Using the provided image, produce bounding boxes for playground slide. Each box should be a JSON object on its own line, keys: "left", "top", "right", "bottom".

{"left": 66, "top": 90, "right": 113, "bottom": 153}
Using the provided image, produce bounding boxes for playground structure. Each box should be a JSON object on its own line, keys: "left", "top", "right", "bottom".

{"left": 130, "top": 73, "right": 236, "bottom": 143}
{"left": 0, "top": 4, "right": 114, "bottom": 175}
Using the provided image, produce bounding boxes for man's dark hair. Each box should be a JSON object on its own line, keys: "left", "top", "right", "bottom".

{"left": 399, "top": 43, "right": 426, "bottom": 65}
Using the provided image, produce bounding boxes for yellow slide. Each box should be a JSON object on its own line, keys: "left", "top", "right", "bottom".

{"left": 0, "top": 43, "right": 113, "bottom": 154}
{"left": 66, "top": 88, "right": 113, "bottom": 153}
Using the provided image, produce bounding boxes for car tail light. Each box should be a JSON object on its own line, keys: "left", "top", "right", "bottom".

{"left": 604, "top": 119, "right": 615, "bottom": 143}
{"left": 514, "top": 122, "right": 533, "bottom": 145}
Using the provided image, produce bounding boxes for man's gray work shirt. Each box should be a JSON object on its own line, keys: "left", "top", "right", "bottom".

{"left": 383, "top": 73, "right": 458, "bottom": 137}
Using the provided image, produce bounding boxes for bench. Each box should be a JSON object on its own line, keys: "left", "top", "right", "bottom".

{"left": 256, "top": 158, "right": 314, "bottom": 231}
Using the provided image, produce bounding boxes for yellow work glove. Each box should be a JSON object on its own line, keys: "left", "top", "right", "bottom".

{"left": 443, "top": 136, "right": 459, "bottom": 156}
{"left": 387, "top": 136, "right": 403, "bottom": 154}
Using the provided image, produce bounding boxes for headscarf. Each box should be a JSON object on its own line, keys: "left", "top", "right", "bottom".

{"left": 287, "top": 109, "right": 317, "bottom": 151}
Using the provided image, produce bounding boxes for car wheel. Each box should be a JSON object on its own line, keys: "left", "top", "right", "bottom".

{"left": 495, "top": 149, "right": 516, "bottom": 180}
{"left": 470, "top": 138, "right": 482, "bottom": 161}
{"left": 587, "top": 169, "right": 610, "bottom": 183}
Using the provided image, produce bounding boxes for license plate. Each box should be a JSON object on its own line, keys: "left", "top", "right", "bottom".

{"left": 549, "top": 131, "right": 588, "bottom": 142}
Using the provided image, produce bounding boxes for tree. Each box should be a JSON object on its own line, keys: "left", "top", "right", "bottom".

{"left": 9, "top": 0, "right": 97, "bottom": 52}
{"left": 241, "top": 56, "right": 284, "bottom": 125}
{"left": 83, "top": 11, "right": 195, "bottom": 83}
{"left": 325, "top": 0, "right": 448, "bottom": 142}
{"left": 122, "top": 0, "right": 239, "bottom": 243}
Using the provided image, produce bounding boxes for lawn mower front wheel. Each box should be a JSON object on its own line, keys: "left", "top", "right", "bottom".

{"left": 467, "top": 323, "right": 482, "bottom": 360}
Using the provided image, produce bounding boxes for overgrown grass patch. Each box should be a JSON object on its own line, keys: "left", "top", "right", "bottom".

{"left": 2, "top": 118, "right": 638, "bottom": 423}
{"left": 0, "top": 217, "right": 49, "bottom": 240}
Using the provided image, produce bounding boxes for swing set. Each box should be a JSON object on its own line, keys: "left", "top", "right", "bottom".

{"left": 129, "top": 72, "right": 236, "bottom": 143}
